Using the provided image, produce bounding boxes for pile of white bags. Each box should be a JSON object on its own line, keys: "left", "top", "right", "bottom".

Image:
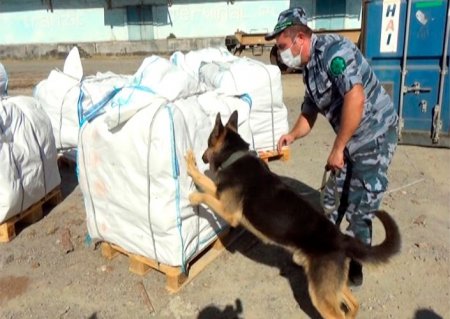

{"left": 171, "top": 48, "right": 287, "bottom": 151}
{"left": 0, "top": 96, "right": 61, "bottom": 223}
{"left": 75, "top": 49, "right": 288, "bottom": 268}
{"left": 34, "top": 47, "right": 131, "bottom": 155}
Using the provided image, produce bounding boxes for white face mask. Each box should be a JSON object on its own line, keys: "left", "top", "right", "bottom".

{"left": 280, "top": 40, "right": 302, "bottom": 68}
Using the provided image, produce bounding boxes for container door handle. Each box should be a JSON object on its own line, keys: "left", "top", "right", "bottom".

{"left": 403, "top": 81, "right": 432, "bottom": 95}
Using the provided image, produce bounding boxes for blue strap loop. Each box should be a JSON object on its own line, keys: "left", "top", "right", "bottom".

{"left": 165, "top": 105, "right": 186, "bottom": 272}
{"left": 77, "top": 85, "right": 156, "bottom": 127}
{"left": 239, "top": 93, "right": 252, "bottom": 109}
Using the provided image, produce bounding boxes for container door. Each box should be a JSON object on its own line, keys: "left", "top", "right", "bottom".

{"left": 400, "top": 0, "right": 449, "bottom": 147}
{"left": 362, "top": 0, "right": 450, "bottom": 147}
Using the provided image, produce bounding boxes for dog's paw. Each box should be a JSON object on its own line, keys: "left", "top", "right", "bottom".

{"left": 185, "top": 150, "right": 199, "bottom": 176}
{"left": 189, "top": 192, "right": 203, "bottom": 206}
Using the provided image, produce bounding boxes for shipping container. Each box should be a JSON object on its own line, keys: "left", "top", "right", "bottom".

{"left": 361, "top": 0, "right": 450, "bottom": 147}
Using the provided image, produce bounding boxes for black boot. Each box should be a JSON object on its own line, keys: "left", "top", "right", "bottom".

{"left": 348, "top": 259, "right": 363, "bottom": 286}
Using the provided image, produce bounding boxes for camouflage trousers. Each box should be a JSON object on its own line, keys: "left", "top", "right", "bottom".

{"left": 322, "top": 126, "right": 398, "bottom": 245}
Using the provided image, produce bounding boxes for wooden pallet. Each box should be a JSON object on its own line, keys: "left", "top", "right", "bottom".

{"left": 0, "top": 187, "right": 63, "bottom": 243}
{"left": 101, "top": 227, "right": 244, "bottom": 293}
{"left": 258, "top": 147, "right": 290, "bottom": 163}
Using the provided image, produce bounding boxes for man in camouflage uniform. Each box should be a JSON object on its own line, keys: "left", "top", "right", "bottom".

{"left": 266, "top": 7, "right": 398, "bottom": 286}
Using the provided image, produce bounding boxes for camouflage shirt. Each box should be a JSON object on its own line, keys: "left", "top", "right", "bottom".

{"left": 301, "top": 34, "right": 398, "bottom": 154}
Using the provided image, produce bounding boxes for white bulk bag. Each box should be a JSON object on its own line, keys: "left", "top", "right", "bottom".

{"left": 199, "top": 58, "right": 284, "bottom": 111}
{"left": 131, "top": 55, "right": 204, "bottom": 101}
{"left": 170, "top": 47, "right": 236, "bottom": 79}
{"left": 0, "top": 96, "right": 61, "bottom": 222}
{"left": 79, "top": 91, "right": 230, "bottom": 267}
{"left": 34, "top": 48, "right": 131, "bottom": 150}
{"left": 171, "top": 50, "right": 288, "bottom": 152}
{"left": 78, "top": 64, "right": 254, "bottom": 266}
{"left": 78, "top": 53, "right": 288, "bottom": 267}
{"left": 195, "top": 91, "right": 253, "bottom": 145}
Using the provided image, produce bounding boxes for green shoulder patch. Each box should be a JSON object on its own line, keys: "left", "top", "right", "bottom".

{"left": 329, "top": 56, "right": 346, "bottom": 77}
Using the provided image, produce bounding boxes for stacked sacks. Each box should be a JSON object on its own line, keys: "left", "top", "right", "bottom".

{"left": 79, "top": 56, "right": 224, "bottom": 267}
{"left": 170, "top": 49, "right": 288, "bottom": 151}
{"left": 78, "top": 51, "right": 288, "bottom": 268}
{"left": 0, "top": 96, "right": 61, "bottom": 223}
{"left": 33, "top": 47, "right": 131, "bottom": 159}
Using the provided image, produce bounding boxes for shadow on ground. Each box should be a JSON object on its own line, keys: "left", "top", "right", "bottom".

{"left": 197, "top": 299, "right": 244, "bottom": 319}
{"left": 414, "top": 309, "right": 444, "bottom": 319}
{"left": 13, "top": 161, "right": 79, "bottom": 238}
{"left": 57, "top": 161, "right": 79, "bottom": 199}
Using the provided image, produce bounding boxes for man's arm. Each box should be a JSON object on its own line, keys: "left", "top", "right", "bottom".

{"left": 291, "top": 111, "right": 317, "bottom": 139}
{"left": 327, "top": 84, "right": 364, "bottom": 171}
{"left": 277, "top": 111, "right": 317, "bottom": 153}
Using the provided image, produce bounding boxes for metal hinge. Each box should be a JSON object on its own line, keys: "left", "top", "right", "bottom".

{"left": 432, "top": 105, "right": 442, "bottom": 144}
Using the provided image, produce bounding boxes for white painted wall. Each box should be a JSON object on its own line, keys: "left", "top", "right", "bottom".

{"left": 0, "top": 9, "right": 129, "bottom": 44}
{"left": 0, "top": 0, "right": 362, "bottom": 45}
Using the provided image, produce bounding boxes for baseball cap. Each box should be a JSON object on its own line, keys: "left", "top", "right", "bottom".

{"left": 265, "top": 7, "right": 308, "bottom": 41}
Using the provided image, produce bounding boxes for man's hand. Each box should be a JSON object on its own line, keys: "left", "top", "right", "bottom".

{"left": 277, "top": 112, "right": 317, "bottom": 153}
{"left": 277, "top": 134, "right": 295, "bottom": 153}
{"left": 326, "top": 148, "right": 345, "bottom": 172}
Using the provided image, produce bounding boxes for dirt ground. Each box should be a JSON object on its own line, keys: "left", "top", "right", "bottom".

{"left": 1, "top": 51, "right": 449, "bottom": 319}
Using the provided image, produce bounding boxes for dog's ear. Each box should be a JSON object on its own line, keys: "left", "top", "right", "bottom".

{"left": 213, "top": 113, "right": 224, "bottom": 137}
{"left": 225, "top": 110, "right": 238, "bottom": 131}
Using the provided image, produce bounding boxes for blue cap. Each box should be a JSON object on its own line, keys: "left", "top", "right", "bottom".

{"left": 265, "top": 7, "right": 308, "bottom": 41}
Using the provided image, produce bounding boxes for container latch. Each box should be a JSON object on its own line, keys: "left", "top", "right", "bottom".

{"left": 403, "top": 81, "right": 432, "bottom": 95}
{"left": 419, "top": 100, "right": 428, "bottom": 113}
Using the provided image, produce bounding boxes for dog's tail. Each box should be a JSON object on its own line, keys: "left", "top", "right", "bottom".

{"left": 344, "top": 210, "right": 401, "bottom": 264}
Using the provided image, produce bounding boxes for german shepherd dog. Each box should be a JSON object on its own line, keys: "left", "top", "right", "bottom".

{"left": 185, "top": 111, "right": 401, "bottom": 319}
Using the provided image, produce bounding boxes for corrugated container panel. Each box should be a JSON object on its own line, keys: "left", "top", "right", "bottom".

{"left": 362, "top": 0, "right": 450, "bottom": 147}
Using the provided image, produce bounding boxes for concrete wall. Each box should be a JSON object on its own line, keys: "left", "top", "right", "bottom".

{"left": 0, "top": 38, "right": 226, "bottom": 59}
